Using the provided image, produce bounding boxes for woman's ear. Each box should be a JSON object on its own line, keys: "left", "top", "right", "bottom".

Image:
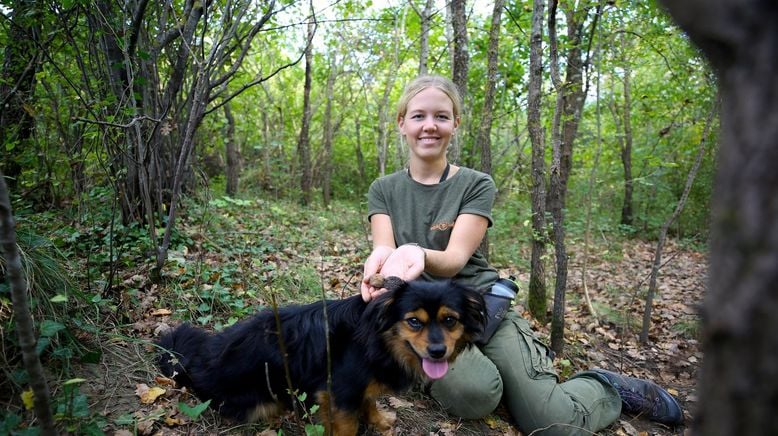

{"left": 397, "top": 114, "right": 406, "bottom": 134}
{"left": 454, "top": 115, "right": 461, "bottom": 130}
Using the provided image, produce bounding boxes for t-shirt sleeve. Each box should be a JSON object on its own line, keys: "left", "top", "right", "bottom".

{"left": 461, "top": 173, "right": 496, "bottom": 227}
{"left": 367, "top": 178, "right": 388, "bottom": 221}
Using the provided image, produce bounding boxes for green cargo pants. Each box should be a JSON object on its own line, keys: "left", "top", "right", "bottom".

{"left": 430, "top": 312, "right": 622, "bottom": 435}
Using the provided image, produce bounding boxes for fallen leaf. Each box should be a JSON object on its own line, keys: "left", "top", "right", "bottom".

{"left": 618, "top": 419, "right": 639, "bottom": 436}
{"left": 164, "top": 415, "right": 186, "bottom": 426}
{"left": 484, "top": 415, "right": 500, "bottom": 429}
{"left": 155, "top": 376, "right": 176, "bottom": 386}
{"left": 150, "top": 308, "right": 172, "bottom": 316}
{"left": 136, "top": 384, "right": 166, "bottom": 404}
{"left": 21, "top": 389, "right": 34, "bottom": 410}
{"left": 136, "top": 418, "right": 155, "bottom": 435}
{"left": 437, "top": 421, "right": 459, "bottom": 436}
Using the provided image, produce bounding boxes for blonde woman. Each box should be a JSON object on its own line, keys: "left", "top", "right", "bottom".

{"left": 361, "top": 75, "right": 683, "bottom": 435}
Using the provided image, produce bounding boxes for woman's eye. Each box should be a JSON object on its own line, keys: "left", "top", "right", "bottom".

{"left": 442, "top": 316, "right": 458, "bottom": 328}
{"left": 436, "top": 115, "right": 450, "bottom": 120}
{"left": 406, "top": 318, "right": 423, "bottom": 330}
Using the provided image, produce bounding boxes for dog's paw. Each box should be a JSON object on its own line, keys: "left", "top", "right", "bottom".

{"left": 370, "top": 408, "right": 397, "bottom": 434}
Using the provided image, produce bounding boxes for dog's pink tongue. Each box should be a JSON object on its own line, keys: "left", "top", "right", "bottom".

{"left": 422, "top": 359, "right": 449, "bottom": 379}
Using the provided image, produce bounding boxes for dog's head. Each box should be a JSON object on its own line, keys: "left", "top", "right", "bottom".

{"left": 363, "top": 278, "right": 486, "bottom": 380}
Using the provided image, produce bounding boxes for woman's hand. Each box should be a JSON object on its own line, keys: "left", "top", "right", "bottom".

{"left": 361, "top": 245, "right": 394, "bottom": 302}
{"left": 379, "top": 244, "right": 426, "bottom": 282}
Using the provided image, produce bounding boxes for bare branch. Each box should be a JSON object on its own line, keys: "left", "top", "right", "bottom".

{"left": 74, "top": 115, "right": 162, "bottom": 129}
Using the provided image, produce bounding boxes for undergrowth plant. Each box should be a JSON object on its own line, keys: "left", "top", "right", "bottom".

{"left": 1, "top": 220, "right": 107, "bottom": 435}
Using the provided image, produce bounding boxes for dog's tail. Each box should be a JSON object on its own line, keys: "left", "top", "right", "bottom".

{"left": 157, "top": 323, "right": 208, "bottom": 387}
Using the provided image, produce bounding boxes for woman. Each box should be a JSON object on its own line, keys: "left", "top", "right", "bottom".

{"left": 360, "top": 75, "right": 683, "bottom": 435}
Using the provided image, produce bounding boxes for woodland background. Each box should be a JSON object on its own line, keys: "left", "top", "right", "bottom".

{"left": 0, "top": 0, "right": 718, "bottom": 434}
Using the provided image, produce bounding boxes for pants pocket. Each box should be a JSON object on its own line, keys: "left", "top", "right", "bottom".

{"left": 511, "top": 316, "right": 558, "bottom": 380}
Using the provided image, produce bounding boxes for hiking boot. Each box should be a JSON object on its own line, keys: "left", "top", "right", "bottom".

{"left": 590, "top": 368, "right": 684, "bottom": 425}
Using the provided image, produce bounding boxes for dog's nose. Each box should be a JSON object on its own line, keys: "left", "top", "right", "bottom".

{"left": 427, "top": 343, "right": 447, "bottom": 359}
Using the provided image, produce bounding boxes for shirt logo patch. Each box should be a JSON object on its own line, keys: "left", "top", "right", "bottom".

{"left": 430, "top": 222, "right": 455, "bottom": 231}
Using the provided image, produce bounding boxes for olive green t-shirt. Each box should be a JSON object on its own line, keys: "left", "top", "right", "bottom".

{"left": 367, "top": 167, "right": 499, "bottom": 292}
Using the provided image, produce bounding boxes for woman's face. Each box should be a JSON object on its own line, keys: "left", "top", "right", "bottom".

{"left": 398, "top": 87, "right": 459, "bottom": 162}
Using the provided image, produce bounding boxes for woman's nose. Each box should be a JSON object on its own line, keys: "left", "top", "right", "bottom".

{"left": 422, "top": 116, "right": 436, "bottom": 130}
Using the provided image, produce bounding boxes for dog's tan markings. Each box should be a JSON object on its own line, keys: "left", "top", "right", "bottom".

{"left": 383, "top": 310, "right": 428, "bottom": 377}
{"left": 400, "top": 309, "right": 432, "bottom": 356}
{"left": 406, "top": 309, "right": 430, "bottom": 324}
{"left": 246, "top": 402, "right": 282, "bottom": 422}
{"left": 362, "top": 381, "right": 395, "bottom": 433}
{"left": 437, "top": 306, "right": 467, "bottom": 359}
{"left": 316, "top": 391, "right": 360, "bottom": 436}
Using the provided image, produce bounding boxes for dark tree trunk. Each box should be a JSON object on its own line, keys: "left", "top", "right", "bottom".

{"left": 659, "top": 2, "right": 778, "bottom": 434}
{"left": 0, "top": 171, "right": 57, "bottom": 435}
{"left": 476, "top": 0, "right": 503, "bottom": 176}
{"left": 547, "top": 0, "right": 600, "bottom": 354}
{"left": 224, "top": 103, "right": 240, "bottom": 197}
{"left": 321, "top": 55, "right": 337, "bottom": 206}
{"left": 475, "top": 0, "right": 505, "bottom": 260}
{"left": 449, "top": 0, "right": 469, "bottom": 164}
{"left": 297, "top": 18, "right": 315, "bottom": 205}
{"left": 527, "top": 0, "right": 548, "bottom": 324}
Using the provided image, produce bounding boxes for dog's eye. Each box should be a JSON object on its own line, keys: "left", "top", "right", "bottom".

{"left": 442, "top": 316, "right": 458, "bottom": 328}
{"left": 406, "top": 317, "right": 423, "bottom": 330}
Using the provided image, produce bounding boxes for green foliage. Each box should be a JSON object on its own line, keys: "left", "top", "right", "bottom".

{"left": 54, "top": 380, "right": 105, "bottom": 435}
{"left": 154, "top": 194, "right": 364, "bottom": 329}
{"left": 178, "top": 399, "right": 212, "bottom": 420}
{"left": 672, "top": 319, "right": 701, "bottom": 340}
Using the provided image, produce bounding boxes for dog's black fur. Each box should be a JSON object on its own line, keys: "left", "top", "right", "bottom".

{"left": 157, "top": 278, "right": 485, "bottom": 434}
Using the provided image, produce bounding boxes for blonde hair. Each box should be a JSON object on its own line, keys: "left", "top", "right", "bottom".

{"left": 396, "top": 75, "right": 462, "bottom": 120}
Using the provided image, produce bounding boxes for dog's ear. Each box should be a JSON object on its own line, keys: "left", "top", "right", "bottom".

{"left": 459, "top": 285, "right": 487, "bottom": 336}
{"left": 362, "top": 279, "right": 408, "bottom": 333}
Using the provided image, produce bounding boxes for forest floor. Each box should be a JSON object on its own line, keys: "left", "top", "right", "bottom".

{"left": 4, "top": 200, "right": 704, "bottom": 435}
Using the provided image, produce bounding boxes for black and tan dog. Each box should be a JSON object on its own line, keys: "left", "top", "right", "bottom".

{"left": 157, "top": 276, "right": 485, "bottom": 435}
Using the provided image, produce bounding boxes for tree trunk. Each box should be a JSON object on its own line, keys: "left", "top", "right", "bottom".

{"left": 321, "top": 54, "right": 337, "bottom": 206}
{"left": 154, "top": 70, "right": 210, "bottom": 278}
{"left": 475, "top": 0, "right": 505, "bottom": 260}
{"left": 527, "top": 0, "right": 548, "bottom": 324}
{"left": 547, "top": 0, "right": 600, "bottom": 354}
{"left": 298, "top": 16, "right": 315, "bottom": 205}
{"left": 620, "top": 41, "right": 635, "bottom": 227}
{"left": 658, "top": 3, "right": 778, "bottom": 433}
{"left": 449, "top": 0, "right": 469, "bottom": 164}
{"left": 640, "top": 102, "right": 716, "bottom": 344}
{"left": 581, "top": 31, "right": 604, "bottom": 320}
{"left": 476, "top": 0, "right": 503, "bottom": 176}
{"left": 224, "top": 103, "right": 241, "bottom": 197}
{"left": 375, "top": 12, "right": 403, "bottom": 176}
{"left": 411, "top": 0, "right": 434, "bottom": 75}
{"left": 0, "top": 171, "right": 57, "bottom": 435}
{"left": 355, "top": 118, "right": 366, "bottom": 183}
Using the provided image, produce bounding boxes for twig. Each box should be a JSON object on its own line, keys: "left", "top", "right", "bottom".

{"left": 74, "top": 115, "right": 162, "bottom": 129}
